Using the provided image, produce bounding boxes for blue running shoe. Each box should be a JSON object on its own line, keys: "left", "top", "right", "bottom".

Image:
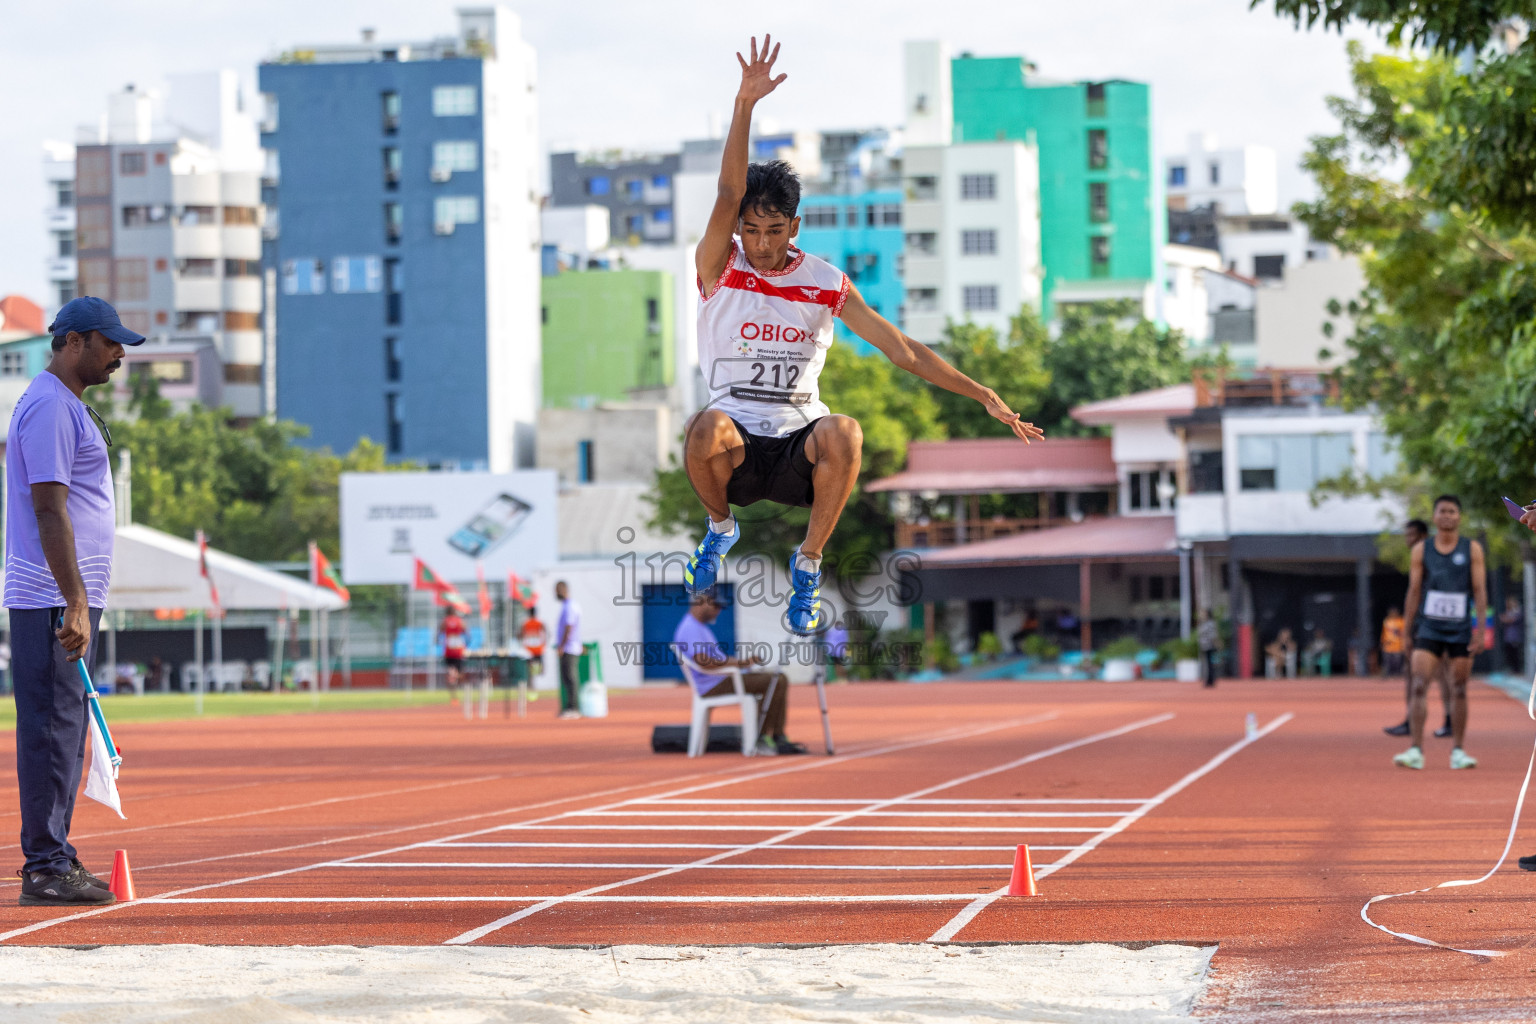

{"left": 786, "top": 549, "right": 823, "bottom": 635}
{"left": 684, "top": 518, "right": 738, "bottom": 594}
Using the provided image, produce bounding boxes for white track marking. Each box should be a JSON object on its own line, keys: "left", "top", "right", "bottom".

{"left": 0, "top": 712, "right": 1058, "bottom": 944}
{"left": 493, "top": 825, "right": 1107, "bottom": 833}
{"left": 327, "top": 861, "right": 1015, "bottom": 871}
{"left": 635, "top": 798, "right": 1150, "bottom": 805}
{"left": 568, "top": 810, "right": 1131, "bottom": 818}
{"left": 431, "top": 842, "right": 1051, "bottom": 852}
{"left": 147, "top": 894, "right": 986, "bottom": 904}
{"left": 444, "top": 712, "right": 1174, "bottom": 945}
{"left": 927, "top": 712, "right": 1295, "bottom": 943}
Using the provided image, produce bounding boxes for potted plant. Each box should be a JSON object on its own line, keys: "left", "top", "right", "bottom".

{"left": 975, "top": 632, "right": 1003, "bottom": 662}
{"left": 1099, "top": 636, "right": 1144, "bottom": 681}
{"left": 1159, "top": 636, "right": 1203, "bottom": 682}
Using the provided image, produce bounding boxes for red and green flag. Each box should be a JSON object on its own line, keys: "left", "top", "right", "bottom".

{"left": 309, "top": 542, "right": 350, "bottom": 603}
{"left": 415, "top": 557, "right": 469, "bottom": 613}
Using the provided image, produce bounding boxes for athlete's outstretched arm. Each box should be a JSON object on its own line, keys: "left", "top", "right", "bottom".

{"left": 696, "top": 35, "right": 786, "bottom": 296}
{"left": 839, "top": 284, "right": 1045, "bottom": 444}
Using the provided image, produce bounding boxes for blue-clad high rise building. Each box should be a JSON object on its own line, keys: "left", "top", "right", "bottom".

{"left": 259, "top": 7, "right": 540, "bottom": 469}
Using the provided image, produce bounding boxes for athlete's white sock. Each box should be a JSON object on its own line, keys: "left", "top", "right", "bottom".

{"left": 708, "top": 515, "right": 736, "bottom": 536}
{"left": 796, "top": 552, "right": 822, "bottom": 575}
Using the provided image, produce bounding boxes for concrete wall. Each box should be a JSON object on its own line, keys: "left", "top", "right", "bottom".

{"left": 536, "top": 404, "right": 672, "bottom": 487}
{"left": 1254, "top": 256, "right": 1365, "bottom": 369}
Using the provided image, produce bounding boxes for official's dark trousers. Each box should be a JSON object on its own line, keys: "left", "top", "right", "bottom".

{"left": 559, "top": 652, "right": 580, "bottom": 712}
{"left": 11, "top": 607, "right": 102, "bottom": 876}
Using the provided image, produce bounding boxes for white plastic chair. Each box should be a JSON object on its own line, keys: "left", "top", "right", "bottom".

{"left": 677, "top": 653, "right": 760, "bottom": 757}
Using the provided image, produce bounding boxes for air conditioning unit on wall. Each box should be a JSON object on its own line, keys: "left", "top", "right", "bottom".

{"left": 430, "top": 167, "right": 452, "bottom": 183}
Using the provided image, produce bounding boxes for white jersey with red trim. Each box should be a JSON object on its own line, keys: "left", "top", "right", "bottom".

{"left": 697, "top": 238, "right": 850, "bottom": 438}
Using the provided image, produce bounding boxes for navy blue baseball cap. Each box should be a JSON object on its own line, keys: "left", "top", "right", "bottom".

{"left": 48, "top": 296, "right": 146, "bottom": 346}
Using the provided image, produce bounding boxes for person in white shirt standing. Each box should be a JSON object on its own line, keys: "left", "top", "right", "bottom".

{"left": 684, "top": 35, "right": 1045, "bottom": 634}
{"left": 554, "top": 581, "right": 583, "bottom": 720}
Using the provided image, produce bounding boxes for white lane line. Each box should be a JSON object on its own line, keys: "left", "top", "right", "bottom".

{"left": 0, "top": 711, "right": 1058, "bottom": 944}
{"left": 635, "top": 798, "right": 1151, "bottom": 806}
{"left": 487, "top": 825, "right": 1108, "bottom": 834}
{"left": 431, "top": 843, "right": 1054, "bottom": 852}
{"left": 328, "top": 861, "right": 1014, "bottom": 871}
{"left": 444, "top": 712, "right": 1175, "bottom": 945}
{"left": 148, "top": 894, "right": 986, "bottom": 905}
{"left": 567, "top": 810, "right": 1132, "bottom": 818}
{"left": 927, "top": 712, "right": 1295, "bottom": 943}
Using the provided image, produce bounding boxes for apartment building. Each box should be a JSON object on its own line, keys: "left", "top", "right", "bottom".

{"left": 259, "top": 6, "right": 540, "bottom": 469}
{"left": 43, "top": 74, "right": 266, "bottom": 419}
{"left": 1165, "top": 133, "right": 1278, "bottom": 216}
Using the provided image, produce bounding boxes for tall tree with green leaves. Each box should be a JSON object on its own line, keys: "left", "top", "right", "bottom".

{"left": 1037, "top": 302, "right": 1191, "bottom": 436}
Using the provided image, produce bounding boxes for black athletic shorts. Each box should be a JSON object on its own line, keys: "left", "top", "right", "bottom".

{"left": 725, "top": 417, "right": 819, "bottom": 509}
{"left": 1414, "top": 638, "right": 1470, "bottom": 659}
{"left": 444, "top": 655, "right": 465, "bottom": 670}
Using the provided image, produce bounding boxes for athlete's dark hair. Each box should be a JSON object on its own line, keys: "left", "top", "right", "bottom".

{"left": 1432, "top": 494, "right": 1461, "bottom": 511}
{"left": 1406, "top": 518, "right": 1429, "bottom": 534}
{"left": 739, "top": 159, "right": 801, "bottom": 220}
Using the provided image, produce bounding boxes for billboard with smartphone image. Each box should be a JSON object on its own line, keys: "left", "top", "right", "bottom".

{"left": 339, "top": 470, "right": 559, "bottom": 585}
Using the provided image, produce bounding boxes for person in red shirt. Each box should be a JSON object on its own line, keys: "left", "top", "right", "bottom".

{"left": 439, "top": 611, "right": 467, "bottom": 701}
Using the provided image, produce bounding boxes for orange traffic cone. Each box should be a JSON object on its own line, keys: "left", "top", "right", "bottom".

{"left": 1006, "top": 844, "right": 1039, "bottom": 897}
{"left": 107, "top": 849, "right": 135, "bottom": 901}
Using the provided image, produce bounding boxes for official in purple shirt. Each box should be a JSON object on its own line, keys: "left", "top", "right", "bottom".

{"left": 4, "top": 297, "right": 142, "bottom": 906}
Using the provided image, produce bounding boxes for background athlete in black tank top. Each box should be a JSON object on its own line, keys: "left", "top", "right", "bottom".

{"left": 1397, "top": 495, "right": 1487, "bottom": 769}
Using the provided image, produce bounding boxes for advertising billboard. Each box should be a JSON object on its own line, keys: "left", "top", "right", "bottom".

{"left": 340, "top": 470, "right": 559, "bottom": 585}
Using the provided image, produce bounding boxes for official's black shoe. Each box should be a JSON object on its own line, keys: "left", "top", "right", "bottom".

{"left": 69, "top": 858, "right": 106, "bottom": 890}
{"left": 1434, "top": 718, "right": 1453, "bottom": 739}
{"left": 1383, "top": 721, "right": 1411, "bottom": 737}
{"left": 773, "top": 738, "right": 809, "bottom": 755}
{"left": 17, "top": 868, "right": 115, "bottom": 906}
{"left": 1518, "top": 853, "right": 1536, "bottom": 872}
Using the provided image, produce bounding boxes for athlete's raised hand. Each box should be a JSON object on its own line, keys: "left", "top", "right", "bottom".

{"left": 736, "top": 35, "right": 786, "bottom": 104}
{"left": 982, "top": 390, "right": 1046, "bottom": 445}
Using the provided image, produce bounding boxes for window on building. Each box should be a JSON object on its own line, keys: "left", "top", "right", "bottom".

{"left": 435, "top": 196, "right": 480, "bottom": 228}
{"left": 224, "top": 258, "right": 261, "bottom": 277}
{"left": 432, "top": 85, "right": 477, "bottom": 117}
{"left": 908, "top": 175, "right": 938, "bottom": 201}
{"left": 119, "top": 151, "right": 146, "bottom": 176}
{"left": 177, "top": 258, "right": 217, "bottom": 277}
{"left": 1089, "top": 182, "right": 1109, "bottom": 223}
{"left": 905, "top": 231, "right": 937, "bottom": 255}
{"left": 1367, "top": 432, "right": 1400, "bottom": 478}
{"left": 864, "top": 202, "right": 901, "bottom": 226}
{"left": 0, "top": 351, "right": 26, "bottom": 377}
{"left": 625, "top": 179, "right": 643, "bottom": 199}
{"left": 54, "top": 181, "right": 75, "bottom": 208}
{"left": 962, "top": 284, "right": 998, "bottom": 311}
{"left": 384, "top": 202, "right": 403, "bottom": 242}
{"left": 645, "top": 296, "right": 659, "bottom": 327}
{"left": 130, "top": 360, "right": 192, "bottom": 384}
{"left": 332, "top": 255, "right": 383, "bottom": 293}
{"left": 178, "top": 206, "right": 217, "bottom": 226}
{"left": 1086, "top": 82, "right": 1107, "bottom": 117}
{"left": 223, "top": 206, "right": 259, "bottom": 225}
{"left": 1090, "top": 234, "right": 1112, "bottom": 275}
{"left": 801, "top": 206, "right": 839, "bottom": 228}
{"left": 433, "top": 140, "right": 478, "bottom": 173}
{"left": 112, "top": 258, "right": 148, "bottom": 302}
{"left": 1189, "top": 450, "right": 1224, "bottom": 493}
{"left": 174, "top": 311, "right": 219, "bottom": 333}
{"left": 652, "top": 174, "right": 670, "bottom": 188}
{"left": 383, "top": 146, "right": 402, "bottom": 186}
{"left": 76, "top": 150, "right": 111, "bottom": 198}
{"left": 577, "top": 440, "right": 595, "bottom": 484}
{"left": 625, "top": 213, "right": 643, "bottom": 236}
{"left": 1209, "top": 160, "right": 1221, "bottom": 185}
{"left": 1315, "top": 433, "right": 1353, "bottom": 482}
{"left": 1238, "top": 433, "right": 1355, "bottom": 491}
{"left": 386, "top": 392, "right": 403, "bottom": 454}
{"left": 960, "top": 174, "right": 997, "bottom": 200}
{"left": 385, "top": 256, "right": 403, "bottom": 293}
{"left": 385, "top": 336, "right": 401, "bottom": 382}
{"left": 845, "top": 205, "right": 858, "bottom": 226}
{"left": 224, "top": 311, "right": 259, "bottom": 331}
{"left": 908, "top": 287, "right": 939, "bottom": 312}
{"left": 77, "top": 257, "right": 110, "bottom": 297}
{"left": 1088, "top": 129, "right": 1108, "bottom": 170}
{"left": 1169, "top": 164, "right": 1186, "bottom": 187}
{"left": 281, "top": 258, "right": 326, "bottom": 295}
{"left": 960, "top": 229, "right": 997, "bottom": 256}
{"left": 1253, "top": 254, "right": 1286, "bottom": 279}
{"left": 586, "top": 175, "right": 610, "bottom": 196}
{"left": 381, "top": 91, "right": 401, "bottom": 133}
{"left": 652, "top": 207, "right": 672, "bottom": 223}
{"left": 56, "top": 282, "right": 78, "bottom": 307}
{"left": 55, "top": 232, "right": 74, "bottom": 257}
{"left": 121, "top": 205, "right": 168, "bottom": 227}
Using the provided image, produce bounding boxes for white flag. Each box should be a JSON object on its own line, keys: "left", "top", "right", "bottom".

{"left": 84, "top": 714, "right": 125, "bottom": 819}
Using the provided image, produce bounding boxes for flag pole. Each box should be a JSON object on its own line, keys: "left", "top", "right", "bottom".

{"left": 193, "top": 606, "right": 204, "bottom": 716}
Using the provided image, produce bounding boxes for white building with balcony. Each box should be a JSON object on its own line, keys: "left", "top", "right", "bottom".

{"left": 901, "top": 141, "right": 1043, "bottom": 344}
{"left": 1165, "top": 133, "right": 1278, "bottom": 216}
{"left": 44, "top": 73, "right": 266, "bottom": 419}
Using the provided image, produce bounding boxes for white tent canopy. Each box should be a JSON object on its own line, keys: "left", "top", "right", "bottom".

{"left": 107, "top": 524, "right": 345, "bottom": 612}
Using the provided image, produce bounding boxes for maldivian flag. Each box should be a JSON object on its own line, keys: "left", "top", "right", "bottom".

{"left": 509, "top": 572, "right": 536, "bottom": 609}
{"left": 415, "top": 557, "right": 469, "bottom": 612}
{"left": 196, "top": 529, "right": 223, "bottom": 618}
{"left": 475, "top": 562, "right": 492, "bottom": 621}
{"left": 310, "top": 542, "right": 351, "bottom": 603}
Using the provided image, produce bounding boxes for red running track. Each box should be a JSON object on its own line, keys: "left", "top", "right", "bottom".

{"left": 2, "top": 678, "right": 1536, "bottom": 1021}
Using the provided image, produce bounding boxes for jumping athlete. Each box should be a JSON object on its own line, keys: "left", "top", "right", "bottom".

{"left": 1394, "top": 495, "right": 1486, "bottom": 770}
{"left": 684, "top": 35, "right": 1044, "bottom": 632}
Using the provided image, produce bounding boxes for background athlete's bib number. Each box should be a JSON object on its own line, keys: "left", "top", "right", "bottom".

{"left": 1424, "top": 590, "right": 1467, "bottom": 620}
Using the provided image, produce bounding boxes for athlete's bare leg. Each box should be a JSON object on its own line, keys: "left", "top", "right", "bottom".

{"left": 684, "top": 410, "right": 747, "bottom": 521}
{"left": 1407, "top": 648, "right": 1440, "bottom": 749}
{"left": 1448, "top": 655, "right": 1473, "bottom": 748}
{"left": 800, "top": 414, "right": 862, "bottom": 560}
{"left": 1437, "top": 666, "right": 1454, "bottom": 722}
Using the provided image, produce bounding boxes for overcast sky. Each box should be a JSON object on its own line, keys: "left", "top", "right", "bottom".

{"left": 0, "top": 0, "right": 1375, "bottom": 305}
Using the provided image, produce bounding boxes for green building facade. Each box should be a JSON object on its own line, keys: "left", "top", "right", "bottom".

{"left": 950, "top": 57, "right": 1159, "bottom": 318}
{"left": 541, "top": 269, "right": 674, "bottom": 408}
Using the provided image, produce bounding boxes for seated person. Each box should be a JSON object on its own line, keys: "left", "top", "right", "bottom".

{"left": 672, "top": 593, "right": 806, "bottom": 755}
{"left": 1303, "top": 628, "right": 1333, "bottom": 675}
{"left": 1379, "top": 607, "right": 1405, "bottom": 676}
{"left": 1265, "top": 627, "right": 1298, "bottom": 678}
